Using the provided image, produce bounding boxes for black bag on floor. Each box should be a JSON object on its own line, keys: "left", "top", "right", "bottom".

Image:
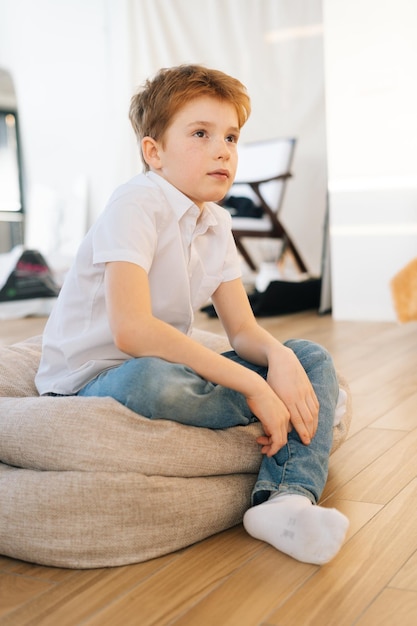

{"left": 0, "top": 249, "right": 60, "bottom": 302}
{"left": 202, "top": 278, "right": 322, "bottom": 318}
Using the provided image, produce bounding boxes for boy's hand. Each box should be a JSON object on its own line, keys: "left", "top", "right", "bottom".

{"left": 266, "top": 346, "right": 319, "bottom": 446}
{"left": 245, "top": 385, "right": 292, "bottom": 457}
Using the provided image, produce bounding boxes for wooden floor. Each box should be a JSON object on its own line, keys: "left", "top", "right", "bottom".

{"left": 1, "top": 309, "right": 417, "bottom": 625}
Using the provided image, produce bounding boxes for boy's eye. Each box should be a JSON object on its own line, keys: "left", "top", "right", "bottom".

{"left": 226, "top": 134, "right": 238, "bottom": 143}
{"left": 194, "top": 130, "right": 207, "bottom": 138}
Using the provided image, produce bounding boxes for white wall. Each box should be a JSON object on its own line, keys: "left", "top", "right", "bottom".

{"left": 0, "top": 0, "right": 327, "bottom": 276}
{"left": 2, "top": 0, "right": 415, "bottom": 319}
{"left": 323, "top": 0, "right": 417, "bottom": 321}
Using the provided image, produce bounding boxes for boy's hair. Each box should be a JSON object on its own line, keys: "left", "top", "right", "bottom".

{"left": 129, "top": 64, "right": 251, "bottom": 170}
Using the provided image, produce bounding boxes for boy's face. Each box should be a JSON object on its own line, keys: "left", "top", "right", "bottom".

{"left": 144, "top": 96, "right": 240, "bottom": 210}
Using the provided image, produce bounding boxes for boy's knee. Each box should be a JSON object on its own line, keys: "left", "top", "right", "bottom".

{"left": 284, "top": 339, "right": 335, "bottom": 377}
{"left": 285, "top": 338, "right": 329, "bottom": 359}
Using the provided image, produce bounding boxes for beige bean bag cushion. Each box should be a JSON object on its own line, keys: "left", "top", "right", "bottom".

{"left": 0, "top": 330, "right": 351, "bottom": 568}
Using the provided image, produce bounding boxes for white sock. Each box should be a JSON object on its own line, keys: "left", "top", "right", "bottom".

{"left": 243, "top": 493, "right": 349, "bottom": 565}
{"left": 334, "top": 388, "right": 348, "bottom": 425}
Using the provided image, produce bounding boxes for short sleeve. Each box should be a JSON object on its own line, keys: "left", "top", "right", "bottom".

{"left": 92, "top": 188, "right": 159, "bottom": 272}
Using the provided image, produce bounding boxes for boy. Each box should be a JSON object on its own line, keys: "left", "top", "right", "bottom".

{"left": 36, "top": 64, "right": 349, "bottom": 565}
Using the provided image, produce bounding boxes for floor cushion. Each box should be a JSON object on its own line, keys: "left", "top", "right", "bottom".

{"left": 0, "top": 330, "right": 351, "bottom": 568}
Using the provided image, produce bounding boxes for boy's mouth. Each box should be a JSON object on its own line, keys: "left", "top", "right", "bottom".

{"left": 209, "top": 169, "right": 230, "bottom": 179}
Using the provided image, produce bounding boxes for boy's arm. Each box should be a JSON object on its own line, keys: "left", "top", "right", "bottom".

{"left": 104, "top": 260, "right": 268, "bottom": 402}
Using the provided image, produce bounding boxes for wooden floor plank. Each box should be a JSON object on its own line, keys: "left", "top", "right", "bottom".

{"left": 319, "top": 498, "right": 382, "bottom": 542}
{"left": 390, "top": 550, "right": 417, "bottom": 591}
{"left": 169, "top": 549, "right": 317, "bottom": 626}
{"left": 321, "top": 427, "right": 406, "bottom": 499}
{"left": 355, "top": 588, "right": 417, "bottom": 626}
{"left": 0, "top": 573, "right": 55, "bottom": 620}
{"left": 80, "top": 527, "right": 264, "bottom": 626}
{"left": 0, "top": 554, "right": 177, "bottom": 626}
{"left": 1, "top": 312, "right": 417, "bottom": 626}
{"left": 335, "top": 428, "right": 417, "bottom": 504}
{"left": 370, "top": 390, "right": 417, "bottom": 431}
{"left": 265, "top": 477, "right": 417, "bottom": 626}
{"left": 0, "top": 316, "right": 47, "bottom": 346}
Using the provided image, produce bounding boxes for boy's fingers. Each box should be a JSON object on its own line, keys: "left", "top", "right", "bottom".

{"left": 289, "top": 407, "right": 316, "bottom": 443}
{"left": 256, "top": 434, "right": 285, "bottom": 456}
{"left": 256, "top": 435, "right": 270, "bottom": 445}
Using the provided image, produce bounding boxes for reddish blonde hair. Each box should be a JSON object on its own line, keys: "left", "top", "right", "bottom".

{"left": 129, "top": 64, "right": 251, "bottom": 170}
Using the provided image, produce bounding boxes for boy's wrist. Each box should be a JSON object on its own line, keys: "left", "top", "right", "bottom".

{"left": 266, "top": 343, "right": 294, "bottom": 367}
{"left": 243, "top": 369, "right": 269, "bottom": 398}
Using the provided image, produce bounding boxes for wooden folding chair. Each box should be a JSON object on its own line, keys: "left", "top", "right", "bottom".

{"left": 225, "top": 137, "right": 307, "bottom": 272}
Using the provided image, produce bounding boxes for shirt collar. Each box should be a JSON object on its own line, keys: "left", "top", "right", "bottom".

{"left": 146, "top": 170, "right": 219, "bottom": 231}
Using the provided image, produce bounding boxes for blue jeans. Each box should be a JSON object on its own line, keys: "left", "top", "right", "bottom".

{"left": 77, "top": 339, "right": 338, "bottom": 506}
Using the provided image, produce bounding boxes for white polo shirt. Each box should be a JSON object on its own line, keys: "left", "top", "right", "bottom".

{"left": 35, "top": 171, "right": 241, "bottom": 395}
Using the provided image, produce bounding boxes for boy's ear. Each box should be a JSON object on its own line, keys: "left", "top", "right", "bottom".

{"left": 142, "top": 137, "right": 162, "bottom": 168}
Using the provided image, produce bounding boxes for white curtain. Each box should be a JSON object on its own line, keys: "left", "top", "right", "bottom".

{"left": 0, "top": 0, "right": 326, "bottom": 276}
{"left": 125, "top": 0, "right": 327, "bottom": 274}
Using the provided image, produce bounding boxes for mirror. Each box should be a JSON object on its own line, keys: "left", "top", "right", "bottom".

{"left": 0, "top": 68, "right": 24, "bottom": 251}
{"left": 0, "top": 110, "right": 22, "bottom": 212}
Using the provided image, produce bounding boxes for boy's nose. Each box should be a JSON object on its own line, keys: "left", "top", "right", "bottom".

{"left": 215, "top": 140, "right": 231, "bottom": 159}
